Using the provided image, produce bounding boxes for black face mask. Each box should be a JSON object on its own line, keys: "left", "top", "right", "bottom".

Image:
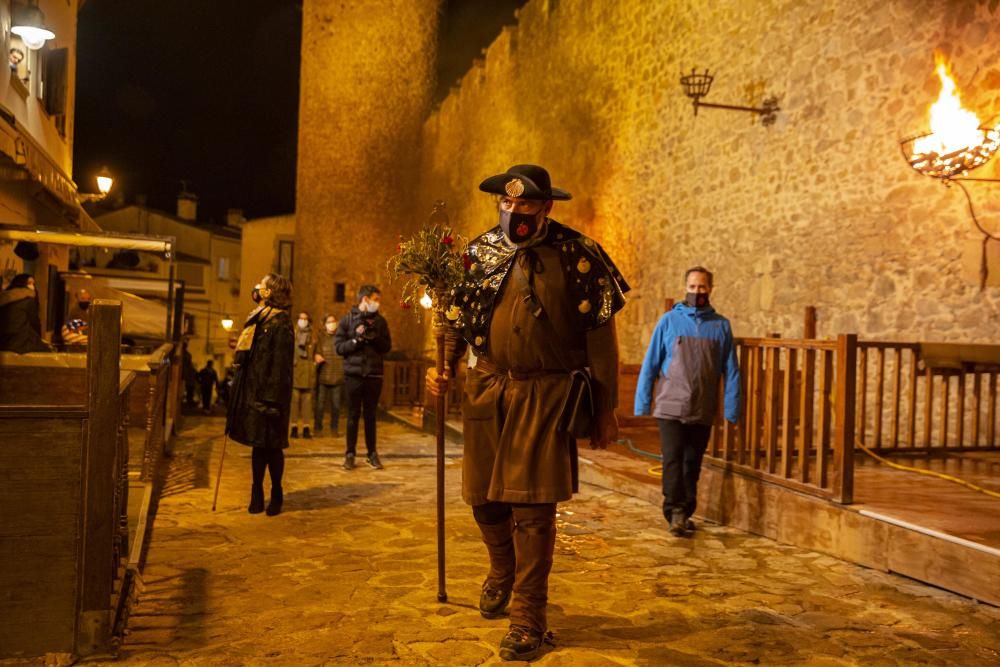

{"left": 499, "top": 209, "right": 544, "bottom": 245}
{"left": 685, "top": 292, "right": 710, "bottom": 308}
{"left": 78, "top": 301, "right": 90, "bottom": 311}
{"left": 251, "top": 287, "right": 262, "bottom": 304}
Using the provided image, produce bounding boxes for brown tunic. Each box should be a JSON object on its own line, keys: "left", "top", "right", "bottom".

{"left": 462, "top": 246, "right": 594, "bottom": 505}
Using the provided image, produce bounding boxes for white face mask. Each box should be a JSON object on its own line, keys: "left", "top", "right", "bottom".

{"left": 297, "top": 318, "right": 309, "bottom": 329}
{"left": 325, "top": 322, "right": 336, "bottom": 334}
{"left": 360, "top": 298, "right": 380, "bottom": 313}
{"left": 367, "top": 301, "right": 380, "bottom": 314}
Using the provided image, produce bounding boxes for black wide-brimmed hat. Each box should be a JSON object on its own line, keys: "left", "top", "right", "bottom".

{"left": 479, "top": 164, "right": 572, "bottom": 201}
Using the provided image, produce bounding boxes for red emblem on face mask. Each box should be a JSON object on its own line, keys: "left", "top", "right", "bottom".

{"left": 516, "top": 223, "right": 529, "bottom": 237}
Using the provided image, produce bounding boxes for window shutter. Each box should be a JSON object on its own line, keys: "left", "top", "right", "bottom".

{"left": 44, "top": 48, "right": 68, "bottom": 116}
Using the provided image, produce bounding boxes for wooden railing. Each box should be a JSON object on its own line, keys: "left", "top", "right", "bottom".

{"left": 0, "top": 301, "right": 137, "bottom": 658}
{"left": 708, "top": 334, "right": 857, "bottom": 503}
{"left": 384, "top": 358, "right": 463, "bottom": 417}
{"left": 856, "top": 341, "right": 1000, "bottom": 452}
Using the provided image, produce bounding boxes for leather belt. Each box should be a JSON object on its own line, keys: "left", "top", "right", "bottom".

{"left": 476, "top": 357, "right": 569, "bottom": 380}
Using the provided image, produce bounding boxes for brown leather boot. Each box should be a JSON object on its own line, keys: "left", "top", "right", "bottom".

{"left": 477, "top": 516, "right": 516, "bottom": 618}
{"left": 508, "top": 504, "right": 557, "bottom": 635}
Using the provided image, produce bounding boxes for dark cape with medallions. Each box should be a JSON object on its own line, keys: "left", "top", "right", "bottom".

{"left": 226, "top": 306, "right": 295, "bottom": 449}
{"left": 446, "top": 219, "right": 630, "bottom": 505}
{"left": 448, "top": 220, "right": 629, "bottom": 354}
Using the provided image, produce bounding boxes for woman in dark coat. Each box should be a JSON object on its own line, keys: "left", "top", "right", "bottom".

{"left": 0, "top": 274, "right": 52, "bottom": 353}
{"left": 225, "top": 273, "right": 295, "bottom": 516}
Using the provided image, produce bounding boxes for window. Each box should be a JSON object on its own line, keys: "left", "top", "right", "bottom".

{"left": 217, "top": 256, "right": 230, "bottom": 280}
{"left": 334, "top": 282, "right": 346, "bottom": 303}
{"left": 277, "top": 240, "right": 294, "bottom": 278}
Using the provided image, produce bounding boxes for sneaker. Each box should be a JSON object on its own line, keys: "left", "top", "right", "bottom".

{"left": 479, "top": 584, "right": 511, "bottom": 619}
{"left": 343, "top": 453, "right": 355, "bottom": 470}
{"left": 499, "top": 625, "right": 546, "bottom": 662}
{"left": 685, "top": 517, "right": 696, "bottom": 532}
{"left": 303, "top": 427, "right": 312, "bottom": 439}
{"left": 290, "top": 426, "right": 299, "bottom": 439}
{"left": 366, "top": 452, "right": 384, "bottom": 470}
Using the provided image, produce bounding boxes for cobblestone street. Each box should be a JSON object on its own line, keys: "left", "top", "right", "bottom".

{"left": 105, "top": 418, "right": 1000, "bottom": 666}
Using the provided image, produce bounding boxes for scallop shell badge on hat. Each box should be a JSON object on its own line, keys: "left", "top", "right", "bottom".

{"left": 505, "top": 178, "right": 525, "bottom": 197}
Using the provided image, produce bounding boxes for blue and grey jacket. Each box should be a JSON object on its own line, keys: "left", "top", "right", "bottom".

{"left": 633, "top": 303, "right": 741, "bottom": 424}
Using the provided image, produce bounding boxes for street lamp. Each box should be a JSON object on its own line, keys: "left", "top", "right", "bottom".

{"left": 220, "top": 315, "right": 235, "bottom": 332}
{"left": 11, "top": 1, "right": 55, "bottom": 50}
{"left": 419, "top": 291, "right": 433, "bottom": 310}
{"left": 96, "top": 167, "right": 114, "bottom": 195}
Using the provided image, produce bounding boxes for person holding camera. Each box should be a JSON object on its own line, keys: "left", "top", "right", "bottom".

{"left": 335, "top": 285, "right": 392, "bottom": 470}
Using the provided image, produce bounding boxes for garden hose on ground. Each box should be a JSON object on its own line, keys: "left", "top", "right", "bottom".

{"left": 616, "top": 438, "right": 663, "bottom": 478}
{"left": 856, "top": 438, "right": 1000, "bottom": 500}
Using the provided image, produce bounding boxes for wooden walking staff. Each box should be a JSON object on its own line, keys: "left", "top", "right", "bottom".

{"left": 432, "top": 300, "right": 448, "bottom": 603}
{"left": 212, "top": 434, "right": 229, "bottom": 511}
{"left": 386, "top": 200, "right": 465, "bottom": 603}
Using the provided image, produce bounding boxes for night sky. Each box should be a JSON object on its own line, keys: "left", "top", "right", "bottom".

{"left": 73, "top": 0, "right": 525, "bottom": 225}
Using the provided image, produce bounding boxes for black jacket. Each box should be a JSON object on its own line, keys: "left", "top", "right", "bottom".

{"left": 0, "top": 287, "right": 51, "bottom": 354}
{"left": 334, "top": 306, "right": 391, "bottom": 377}
{"left": 225, "top": 308, "right": 294, "bottom": 449}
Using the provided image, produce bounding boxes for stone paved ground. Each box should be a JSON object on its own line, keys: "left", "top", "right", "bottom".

{"left": 99, "top": 418, "right": 999, "bottom": 666}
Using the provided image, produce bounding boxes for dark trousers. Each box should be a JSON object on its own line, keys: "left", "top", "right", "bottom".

{"left": 315, "top": 383, "right": 343, "bottom": 432}
{"left": 345, "top": 375, "right": 383, "bottom": 456}
{"left": 200, "top": 385, "right": 213, "bottom": 410}
{"left": 658, "top": 418, "right": 712, "bottom": 519}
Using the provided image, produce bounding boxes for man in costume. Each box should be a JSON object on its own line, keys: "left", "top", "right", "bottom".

{"left": 427, "top": 164, "right": 629, "bottom": 661}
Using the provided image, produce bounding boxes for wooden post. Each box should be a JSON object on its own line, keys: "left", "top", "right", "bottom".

{"left": 818, "top": 350, "right": 833, "bottom": 489}
{"left": 833, "top": 334, "right": 857, "bottom": 504}
{"left": 803, "top": 306, "right": 817, "bottom": 339}
{"left": 798, "top": 345, "right": 814, "bottom": 484}
{"left": 77, "top": 300, "right": 122, "bottom": 654}
{"left": 781, "top": 348, "right": 796, "bottom": 479}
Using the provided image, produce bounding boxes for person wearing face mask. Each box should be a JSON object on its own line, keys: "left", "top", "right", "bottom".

{"left": 226, "top": 273, "right": 295, "bottom": 516}
{"left": 334, "top": 285, "right": 392, "bottom": 470}
{"left": 0, "top": 273, "right": 52, "bottom": 353}
{"left": 314, "top": 314, "right": 345, "bottom": 436}
{"left": 290, "top": 311, "right": 319, "bottom": 439}
{"left": 633, "top": 266, "right": 741, "bottom": 537}
{"left": 67, "top": 288, "right": 92, "bottom": 325}
{"left": 425, "top": 164, "right": 629, "bottom": 661}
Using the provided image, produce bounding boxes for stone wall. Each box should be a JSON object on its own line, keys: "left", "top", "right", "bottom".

{"left": 295, "top": 0, "right": 441, "bottom": 353}
{"left": 417, "top": 0, "right": 1000, "bottom": 363}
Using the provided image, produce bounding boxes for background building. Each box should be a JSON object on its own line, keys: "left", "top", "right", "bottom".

{"left": 238, "top": 211, "right": 296, "bottom": 314}
{"left": 0, "top": 0, "right": 90, "bottom": 334}
{"left": 93, "top": 195, "right": 242, "bottom": 369}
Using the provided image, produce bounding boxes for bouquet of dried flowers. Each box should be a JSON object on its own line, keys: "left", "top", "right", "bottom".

{"left": 386, "top": 201, "right": 465, "bottom": 319}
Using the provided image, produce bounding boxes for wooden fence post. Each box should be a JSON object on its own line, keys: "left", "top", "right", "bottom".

{"left": 77, "top": 300, "right": 122, "bottom": 654}
{"left": 833, "top": 333, "right": 857, "bottom": 504}
{"left": 804, "top": 306, "right": 817, "bottom": 339}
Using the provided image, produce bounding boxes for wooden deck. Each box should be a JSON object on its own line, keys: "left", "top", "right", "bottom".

{"left": 586, "top": 425, "right": 1000, "bottom": 606}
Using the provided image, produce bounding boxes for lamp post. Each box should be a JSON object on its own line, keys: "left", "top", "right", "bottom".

{"left": 80, "top": 167, "right": 114, "bottom": 203}
{"left": 220, "top": 315, "right": 234, "bottom": 332}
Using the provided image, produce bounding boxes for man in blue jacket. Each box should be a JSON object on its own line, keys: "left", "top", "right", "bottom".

{"left": 634, "top": 266, "right": 741, "bottom": 536}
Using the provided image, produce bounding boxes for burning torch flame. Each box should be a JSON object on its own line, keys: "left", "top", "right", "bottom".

{"left": 912, "top": 59, "right": 988, "bottom": 157}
